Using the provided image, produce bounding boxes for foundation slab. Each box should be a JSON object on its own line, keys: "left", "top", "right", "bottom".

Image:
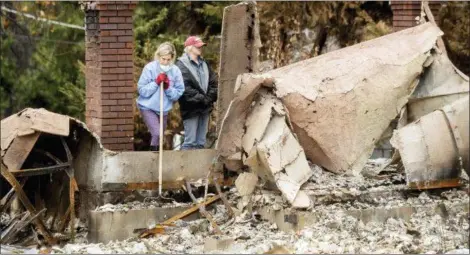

{"left": 87, "top": 206, "right": 199, "bottom": 244}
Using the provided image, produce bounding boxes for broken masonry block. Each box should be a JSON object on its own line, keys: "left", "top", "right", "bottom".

{"left": 235, "top": 172, "right": 259, "bottom": 196}
{"left": 391, "top": 96, "right": 469, "bottom": 188}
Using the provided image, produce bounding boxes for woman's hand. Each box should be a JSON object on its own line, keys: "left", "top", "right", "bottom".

{"left": 156, "top": 73, "right": 170, "bottom": 90}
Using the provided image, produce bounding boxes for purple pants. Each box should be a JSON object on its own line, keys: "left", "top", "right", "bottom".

{"left": 140, "top": 109, "right": 168, "bottom": 146}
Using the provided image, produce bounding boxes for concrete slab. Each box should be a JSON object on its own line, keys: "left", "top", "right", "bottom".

{"left": 257, "top": 201, "right": 469, "bottom": 233}
{"left": 87, "top": 206, "right": 199, "bottom": 244}
{"left": 75, "top": 146, "right": 219, "bottom": 192}
{"left": 100, "top": 149, "right": 218, "bottom": 191}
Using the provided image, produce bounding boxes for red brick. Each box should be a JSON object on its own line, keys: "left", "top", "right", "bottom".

{"left": 117, "top": 10, "right": 133, "bottom": 16}
{"left": 110, "top": 68, "right": 126, "bottom": 74}
{"left": 116, "top": 4, "right": 130, "bottom": 10}
{"left": 102, "top": 74, "right": 118, "bottom": 80}
{"left": 118, "top": 23, "right": 133, "bottom": 30}
{"left": 96, "top": 4, "right": 107, "bottom": 10}
{"left": 125, "top": 93, "right": 134, "bottom": 99}
{"left": 102, "top": 125, "right": 118, "bottom": 131}
{"left": 109, "top": 17, "right": 126, "bottom": 23}
{"left": 107, "top": 81, "right": 125, "bottom": 87}
{"left": 99, "top": 17, "right": 108, "bottom": 23}
{"left": 118, "top": 74, "right": 133, "bottom": 80}
{"left": 110, "top": 93, "right": 126, "bottom": 99}
{"left": 100, "top": 11, "right": 117, "bottom": 17}
{"left": 103, "top": 112, "right": 118, "bottom": 118}
{"left": 102, "top": 99, "right": 118, "bottom": 105}
{"left": 118, "top": 111, "right": 134, "bottom": 118}
{"left": 393, "top": 15, "right": 417, "bottom": 21}
{"left": 126, "top": 42, "right": 133, "bottom": 49}
{"left": 101, "top": 55, "right": 119, "bottom": 61}
{"left": 102, "top": 87, "right": 118, "bottom": 93}
{"left": 117, "top": 87, "right": 134, "bottom": 93}
{"left": 103, "top": 118, "right": 126, "bottom": 125}
{"left": 105, "top": 4, "right": 117, "bottom": 10}
{"left": 101, "top": 36, "right": 117, "bottom": 43}
{"left": 118, "top": 36, "right": 133, "bottom": 43}
{"left": 109, "top": 42, "right": 126, "bottom": 48}
{"left": 126, "top": 17, "right": 133, "bottom": 23}
{"left": 125, "top": 68, "right": 133, "bottom": 73}
{"left": 110, "top": 30, "right": 126, "bottom": 36}
{"left": 100, "top": 43, "right": 110, "bottom": 49}
{"left": 100, "top": 30, "right": 111, "bottom": 36}
{"left": 125, "top": 30, "right": 133, "bottom": 36}
{"left": 101, "top": 24, "right": 117, "bottom": 30}
{"left": 129, "top": 3, "right": 137, "bottom": 9}
{"left": 117, "top": 137, "right": 132, "bottom": 143}
{"left": 118, "top": 49, "right": 133, "bottom": 55}
{"left": 102, "top": 62, "right": 118, "bottom": 68}
{"left": 118, "top": 61, "right": 133, "bottom": 67}
{"left": 101, "top": 49, "right": 118, "bottom": 55}
{"left": 118, "top": 99, "right": 133, "bottom": 105}
{"left": 110, "top": 131, "right": 127, "bottom": 137}
{"left": 102, "top": 137, "right": 119, "bottom": 144}
{"left": 110, "top": 105, "right": 131, "bottom": 111}
{"left": 118, "top": 124, "right": 134, "bottom": 131}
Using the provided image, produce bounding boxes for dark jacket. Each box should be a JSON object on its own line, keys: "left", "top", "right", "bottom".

{"left": 175, "top": 55, "right": 218, "bottom": 120}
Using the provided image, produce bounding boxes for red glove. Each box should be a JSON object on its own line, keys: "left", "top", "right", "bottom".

{"left": 156, "top": 73, "right": 170, "bottom": 90}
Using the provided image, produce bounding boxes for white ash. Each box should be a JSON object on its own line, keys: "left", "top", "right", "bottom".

{"left": 94, "top": 199, "right": 195, "bottom": 212}
{"left": 1, "top": 212, "right": 11, "bottom": 226}
{"left": 41, "top": 196, "right": 468, "bottom": 254}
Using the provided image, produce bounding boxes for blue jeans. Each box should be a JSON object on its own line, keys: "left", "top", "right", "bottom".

{"left": 181, "top": 113, "right": 210, "bottom": 150}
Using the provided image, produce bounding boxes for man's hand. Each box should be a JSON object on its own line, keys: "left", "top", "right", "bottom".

{"left": 203, "top": 96, "right": 213, "bottom": 106}
{"left": 156, "top": 73, "right": 170, "bottom": 90}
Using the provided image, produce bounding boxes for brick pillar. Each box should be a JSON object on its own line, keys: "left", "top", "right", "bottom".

{"left": 85, "top": 1, "right": 136, "bottom": 151}
{"left": 391, "top": 1, "right": 442, "bottom": 31}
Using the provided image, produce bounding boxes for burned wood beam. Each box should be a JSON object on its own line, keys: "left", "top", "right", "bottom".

{"left": 213, "top": 175, "right": 235, "bottom": 218}
{"left": 139, "top": 195, "right": 221, "bottom": 238}
{"left": 1, "top": 211, "right": 29, "bottom": 244}
{"left": 0, "top": 177, "right": 27, "bottom": 214}
{"left": 9, "top": 163, "right": 70, "bottom": 177}
{"left": 185, "top": 180, "right": 222, "bottom": 235}
{"left": 58, "top": 205, "right": 71, "bottom": 233}
{"left": 0, "top": 163, "right": 56, "bottom": 245}
{"left": 1, "top": 208, "right": 46, "bottom": 244}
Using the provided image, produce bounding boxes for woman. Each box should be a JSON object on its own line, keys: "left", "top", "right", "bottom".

{"left": 136, "top": 42, "right": 185, "bottom": 151}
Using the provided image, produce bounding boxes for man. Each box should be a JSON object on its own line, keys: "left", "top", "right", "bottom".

{"left": 176, "top": 36, "right": 218, "bottom": 150}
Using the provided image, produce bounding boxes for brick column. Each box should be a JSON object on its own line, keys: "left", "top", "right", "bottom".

{"left": 391, "top": 1, "right": 442, "bottom": 31}
{"left": 85, "top": 1, "right": 136, "bottom": 151}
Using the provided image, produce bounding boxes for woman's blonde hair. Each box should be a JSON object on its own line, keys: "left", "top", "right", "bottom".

{"left": 154, "top": 42, "right": 176, "bottom": 63}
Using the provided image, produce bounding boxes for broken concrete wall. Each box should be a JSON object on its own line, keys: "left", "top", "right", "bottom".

{"left": 391, "top": 96, "right": 469, "bottom": 185}
{"left": 216, "top": 73, "right": 274, "bottom": 166}
{"left": 407, "top": 52, "right": 469, "bottom": 122}
{"left": 267, "top": 23, "right": 442, "bottom": 175}
{"left": 218, "top": 23, "right": 444, "bottom": 177}
{"left": 217, "top": 1, "right": 261, "bottom": 132}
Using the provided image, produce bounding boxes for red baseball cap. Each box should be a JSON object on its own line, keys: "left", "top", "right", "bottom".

{"left": 184, "top": 36, "right": 206, "bottom": 48}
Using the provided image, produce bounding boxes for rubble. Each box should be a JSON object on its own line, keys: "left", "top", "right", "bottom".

{"left": 268, "top": 22, "right": 443, "bottom": 175}
{"left": 235, "top": 172, "right": 258, "bottom": 196}
{"left": 391, "top": 96, "right": 469, "bottom": 187}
